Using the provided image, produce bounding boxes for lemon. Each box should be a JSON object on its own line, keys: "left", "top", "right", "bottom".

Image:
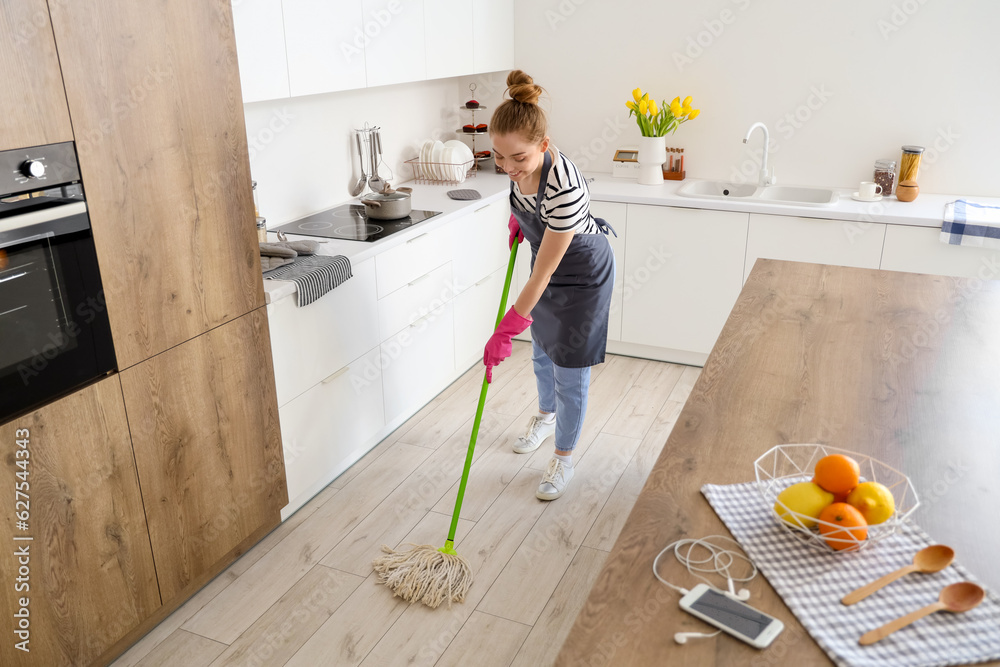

{"left": 847, "top": 481, "right": 895, "bottom": 525}
{"left": 774, "top": 481, "right": 834, "bottom": 530}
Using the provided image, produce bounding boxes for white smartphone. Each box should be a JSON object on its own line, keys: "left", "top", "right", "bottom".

{"left": 678, "top": 583, "right": 784, "bottom": 649}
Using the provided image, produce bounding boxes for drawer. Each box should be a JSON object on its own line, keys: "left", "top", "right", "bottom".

{"left": 378, "top": 262, "right": 454, "bottom": 341}
{"left": 454, "top": 266, "right": 507, "bottom": 368}
{"left": 268, "top": 258, "right": 379, "bottom": 407}
{"left": 452, "top": 198, "right": 511, "bottom": 293}
{"left": 375, "top": 224, "right": 453, "bottom": 298}
{"left": 279, "top": 346, "right": 385, "bottom": 515}
{"left": 381, "top": 300, "right": 456, "bottom": 423}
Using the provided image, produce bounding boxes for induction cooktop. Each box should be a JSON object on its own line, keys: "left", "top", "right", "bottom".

{"left": 272, "top": 204, "right": 442, "bottom": 242}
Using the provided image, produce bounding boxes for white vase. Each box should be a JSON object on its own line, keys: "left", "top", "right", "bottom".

{"left": 636, "top": 135, "right": 666, "bottom": 185}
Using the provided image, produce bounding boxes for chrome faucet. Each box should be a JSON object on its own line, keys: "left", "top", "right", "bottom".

{"left": 743, "top": 122, "right": 775, "bottom": 187}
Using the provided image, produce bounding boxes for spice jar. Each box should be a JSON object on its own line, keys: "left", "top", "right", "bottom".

{"left": 873, "top": 159, "right": 896, "bottom": 197}
{"left": 252, "top": 180, "right": 260, "bottom": 217}
{"left": 899, "top": 146, "right": 924, "bottom": 184}
{"left": 256, "top": 216, "right": 267, "bottom": 243}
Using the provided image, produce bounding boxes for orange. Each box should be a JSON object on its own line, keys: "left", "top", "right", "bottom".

{"left": 818, "top": 502, "right": 868, "bottom": 551}
{"left": 812, "top": 454, "right": 861, "bottom": 495}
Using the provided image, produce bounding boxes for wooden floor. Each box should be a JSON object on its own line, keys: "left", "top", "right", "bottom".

{"left": 110, "top": 342, "right": 700, "bottom": 667}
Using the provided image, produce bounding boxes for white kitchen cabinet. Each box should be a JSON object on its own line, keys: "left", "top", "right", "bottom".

{"left": 381, "top": 300, "right": 456, "bottom": 422}
{"left": 880, "top": 224, "right": 1000, "bottom": 280}
{"left": 591, "top": 201, "right": 627, "bottom": 341}
{"left": 473, "top": 0, "right": 514, "bottom": 74}
{"left": 454, "top": 265, "right": 506, "bottom": 368}
{"left": 267, "top": 258, "right": 379, "bottom": 408}
{"left": 283, "top": 0, "right": 367, "bottom": 96}
{"left": 375, "top": 221, "right": 453, "bottom": 297}
{"left": 232, "top": 0, "right": 290, "bottom": 103}
{"left": 378, "top": 262, "right": 454, "bottom": 340}
{"left": 621, "top": 205, "right": 748, "bottom": 357}
{"left": 363, "top": 0, "right": 427, "bottom": 88}
{"left": 279, "top": 346, "right": 385, "bottom": 517}
{"left": 452, "top": 197, "right": 511, "bottom": 293}
{"left": 424, "top": 0, "right": 474, "bottom": 79}
{"left": 745, "top": 213, "right": 886, "bottom": 282}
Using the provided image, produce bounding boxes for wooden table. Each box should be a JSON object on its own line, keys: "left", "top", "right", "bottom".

{"left": 557, "top": 259, "right": 1000, "bottom": 666}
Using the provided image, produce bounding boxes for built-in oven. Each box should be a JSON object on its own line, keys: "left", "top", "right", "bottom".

{"left": 0, "top": 141, "right": 116, "bottom": 424}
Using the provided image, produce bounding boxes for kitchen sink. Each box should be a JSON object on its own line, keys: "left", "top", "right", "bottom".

{"left": 678, "top": 180, "right": 756, "bottom": 198}
{"left": 677, "top": 180, "right": 838, "bottom": 206}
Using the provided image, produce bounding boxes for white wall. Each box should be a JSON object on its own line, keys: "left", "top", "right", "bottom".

{"left": 244, "top": 78, "right": 469, "bottom": 226}
{"left": 513, "top": 0, "right": 1000, "bottom": 197}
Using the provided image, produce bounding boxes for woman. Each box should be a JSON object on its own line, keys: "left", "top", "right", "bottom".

{"left": 483, "top": 70, "right": 616, "bottom": 501}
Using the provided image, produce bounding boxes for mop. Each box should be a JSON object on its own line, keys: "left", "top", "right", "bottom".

{"left": 372, "top": 240, "right": 520, "bottom": 608}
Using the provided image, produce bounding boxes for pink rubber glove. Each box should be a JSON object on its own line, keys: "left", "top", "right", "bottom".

{"left": 484, "top": 306, "right": 532, "bottom": 383}
{"left": 508, "top": 214, "right": 524, "bottom": 249}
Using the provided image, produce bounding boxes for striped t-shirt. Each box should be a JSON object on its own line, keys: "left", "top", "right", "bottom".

{"left": 511, "top": 150, "right": 600, "bottom": 234}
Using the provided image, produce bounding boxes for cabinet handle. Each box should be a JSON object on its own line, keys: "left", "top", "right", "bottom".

{"left": 406, "top": 233, "right": 429, "bottom": 244}
{"left": 321, "top": 366, "right": 350, "bottom": 384}
{"left": 407, "top": 273, "right": 433, "bottom": 288}
{"left": 474, "top": 275, "right": 493, "bottom": 287}
{"left": 474, "top": 205, "right": 490, "bottom": 213}
{"left": 408, "top": 308, "right": 440, "bottom": 329}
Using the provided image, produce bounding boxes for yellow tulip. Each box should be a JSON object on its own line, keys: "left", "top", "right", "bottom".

{"left": 681, "top": 106, "right": 692, "bottom": 117}
{"left": 648, "top": 99, "right": 659, "bottom": 116}
{"left": 626, "top": 100, "right": 637, "bottom": 112}
{"left": 669, "top": 100, "right": 682, "bottom": 117}
{"left": 632, "top": 88, "right": 642, "bottom": 103}
{"left": 671, "top": 96, "right": 681, "bottom": 107}
{"left": 683, "top": 95, "right": 693, "bottom": 108}
{"left": 639, "top": 99, "right": 648, "bottom": 115}
{"left": 688, "top": 109, "right": 700, "bottom": 120}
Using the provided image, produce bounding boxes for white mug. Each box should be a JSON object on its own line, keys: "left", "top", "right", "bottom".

{"left": 859, "top": 181, "right": 883, "bottom": 199}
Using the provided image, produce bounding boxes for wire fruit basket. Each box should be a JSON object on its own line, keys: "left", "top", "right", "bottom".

{"left": 754, "top": 444, "right": 919, "bottom": 554}
{"left": 404, "top": 158, "right": 475, "bottom": 185}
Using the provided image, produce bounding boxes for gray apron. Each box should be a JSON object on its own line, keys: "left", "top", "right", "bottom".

{"left": 510, "top": 151, "right": 616, "bottom": 368}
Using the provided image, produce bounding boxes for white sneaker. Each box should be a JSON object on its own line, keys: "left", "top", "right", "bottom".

{"left": 513, "top": 414, "right": 556, "bottom": 454}
{"left": 536, "top": 458, "right": 574, "bottom": 500}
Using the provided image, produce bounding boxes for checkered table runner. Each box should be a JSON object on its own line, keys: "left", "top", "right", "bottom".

{"left": 701, "top": 481, "right": 1000, "bottom": 667}
{"left": 941, "top": 200, "right": 1000, "bottom": 248}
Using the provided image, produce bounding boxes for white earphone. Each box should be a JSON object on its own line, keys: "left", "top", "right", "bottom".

{"left": 652, "top": 535, "right": 757, "bottom": 644}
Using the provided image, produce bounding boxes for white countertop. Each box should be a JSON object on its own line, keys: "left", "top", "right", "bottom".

{"left": 263, "top": 170, "right": 999, "bottom": 304}
{"left": 262, "top": 172, "right": 511, "bottom": 304}
{"left": 583, "top": 173, "right": 1000, "bottom": 228}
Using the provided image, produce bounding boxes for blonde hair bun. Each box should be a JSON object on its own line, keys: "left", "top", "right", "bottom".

{"left": 506, "top": 70, "right": 543, "bottom": 106}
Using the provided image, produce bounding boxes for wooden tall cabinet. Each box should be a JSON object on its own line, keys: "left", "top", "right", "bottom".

{"left": 0, "top": 378, "right": 160, "bottom": 666}
{"left": 120, "top": 308, "right": 287, "bottom": 602}
{"left": 0, "top": 0, "right": 73, "bottom": 151}
{"left": 47, "top": 0, "right": 264, "bottom": 370}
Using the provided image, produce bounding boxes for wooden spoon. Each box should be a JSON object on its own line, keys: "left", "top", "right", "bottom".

{"left": 842, "top": 545, "right": 954, "bottom": 605}
{"left": 859, "top": 582, "right": 984, "bottom": 645}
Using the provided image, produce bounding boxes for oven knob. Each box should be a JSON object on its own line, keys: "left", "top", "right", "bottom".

{"left": 20, "top": 160, "right": 46, "bottom": 179}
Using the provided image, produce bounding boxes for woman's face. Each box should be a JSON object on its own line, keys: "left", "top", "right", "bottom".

{"left": 492, "top": 133, "right": 550, "bottom": 186}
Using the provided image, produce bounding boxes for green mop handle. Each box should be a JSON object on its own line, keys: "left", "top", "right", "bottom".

{"left": 442, "top": 240, "right": 520, "bottom": 553}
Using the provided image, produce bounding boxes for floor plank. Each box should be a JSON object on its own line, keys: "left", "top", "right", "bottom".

{"left": 667, "top": 365, "right": 701, "bottom": 403}
{"left": 134, "top": 630, "right": 226, "bottom": 667}
{"left": 436, "top": 611, "right": 531, "bottom": 667}
{"left": 284, "top": 511, "right": 475, "bottom": 667}
{"left": 181, "top": 443, "right": 433, "bottom": 644}
{"left": 208, "top": 565, "right": 363, "bottom": 667}
{"left": 357, "top": 469, "right": 549, "bottom": 666}
{"left": 601, "top": 362, "right": 684, "bottom": 440}
{"left": 509, "top": 546, "right": 608, "bottom": 667}
{"left": 476, "top": 432, "right": 643, "bottom": 626}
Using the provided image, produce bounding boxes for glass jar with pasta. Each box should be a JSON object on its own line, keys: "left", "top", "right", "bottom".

{"left": 898, "top": 146, "right": 924, "bottom": 184}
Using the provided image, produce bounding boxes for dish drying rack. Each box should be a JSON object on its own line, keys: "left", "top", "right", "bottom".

{"left": 404, "top": 157, "right": 476, "bottom": 185}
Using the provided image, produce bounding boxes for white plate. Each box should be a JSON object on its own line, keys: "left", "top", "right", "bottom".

{"left": 431, "top": 140, "right": 446, "bottom": 181}
{"left": 851, "top": 192, "right": 882, "bottom": 202}
{"left": 420, "top": 139, "right": 434, "bottom": 179}
{"left": 444, "top": 139, "right": 474, "bottom": 165}
{"left": 447, "top": 146, "right": 467, "bottom": 182}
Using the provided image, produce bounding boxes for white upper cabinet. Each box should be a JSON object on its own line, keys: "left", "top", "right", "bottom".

{"left": 363, "top": 0, "right": 427, "bottom": 88}
{"left": 473, "top": 0, "right": 514, "bottom": 74}
{"left": 232, "top": 0, "right": 290, "bottom": 103}
{"left": 424, "top": 0, "right": 475, "bottom": 80}
{"left": 283, "top": 0, "right": 367, "bottom": 96}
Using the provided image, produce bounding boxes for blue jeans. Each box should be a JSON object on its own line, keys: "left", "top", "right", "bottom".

{"left": 532, "top": 338, "right": 590, "bottom": 453}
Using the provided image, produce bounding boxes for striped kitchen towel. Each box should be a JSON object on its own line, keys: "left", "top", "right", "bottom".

{"left": 264, "top": 254, "right": 352, "bottom": 306}
{"left": 941, "top": 200, "right": 1000, "bottom": 248}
